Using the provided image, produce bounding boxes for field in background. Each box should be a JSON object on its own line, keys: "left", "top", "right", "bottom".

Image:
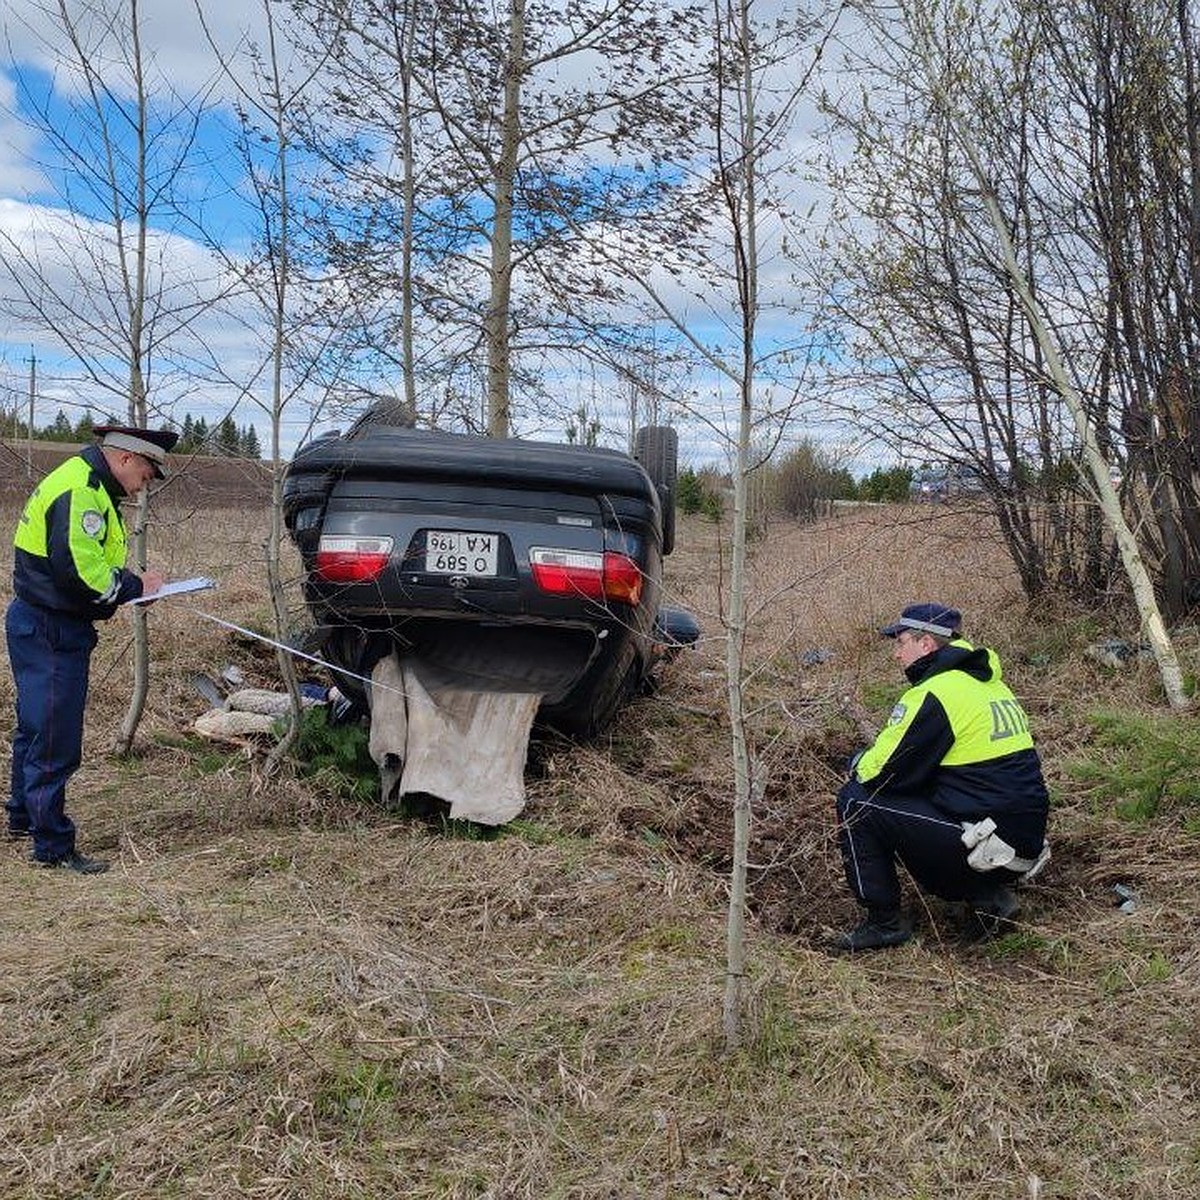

{"left": 0, "top": 438, "right": 273, "bottom": 508}
{"left": 1, "top": 491, "right": 1198, "bottom": 1198}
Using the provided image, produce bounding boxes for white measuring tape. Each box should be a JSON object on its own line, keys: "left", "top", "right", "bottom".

{"left": 193, "top": 610, "right": 410, "bottom": 699}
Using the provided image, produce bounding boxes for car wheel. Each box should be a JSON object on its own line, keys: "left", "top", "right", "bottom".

{"left": 634, "top": 426, "right": 678, "bottom": 555}
{"left": 544, "top": 634, "right": 643, "bottom": 740}
{"left": 318, "top": 624, "right": 392, "bottom": 711}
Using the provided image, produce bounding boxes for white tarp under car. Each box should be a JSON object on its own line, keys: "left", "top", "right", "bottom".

{"left": 368, "top": 653, "right": 541, "bottom": 826}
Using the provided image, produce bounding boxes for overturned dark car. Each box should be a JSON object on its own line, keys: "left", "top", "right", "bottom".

{"left": 282, "top": 419, "right": 697, "bottom": 739}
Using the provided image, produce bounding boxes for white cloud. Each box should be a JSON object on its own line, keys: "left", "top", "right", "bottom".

{"left": 0, "top": 72, "right": 44, "bottom": 194}
{"left": 2, "top": 1, "right": 272, "bottom": 98}
{"left": 0, "top": 1, "right": 862, "bottom": 468}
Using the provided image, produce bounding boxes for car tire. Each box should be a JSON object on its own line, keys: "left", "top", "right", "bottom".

{"left": 317, "top": 624, "right": 392, "bottom": 711}
{"left": 545, "top": 634, "right": 643, "bottom": 740}
{"left": 634, "top": 426, "right": 678, "bottom": 555}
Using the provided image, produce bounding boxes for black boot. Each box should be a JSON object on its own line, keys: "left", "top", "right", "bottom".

{"left": 967, "top": 886, "right": 1019, "bottom": 941}
{"left": 833, "top": 908, "right": 913, "bottom": 953}
{"left": 33, "top": 850, "right": 110, "bottom": 875}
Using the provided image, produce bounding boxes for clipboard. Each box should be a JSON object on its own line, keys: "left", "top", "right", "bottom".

{"left": 126, "top": 576, "right": 216, "bottom": 604}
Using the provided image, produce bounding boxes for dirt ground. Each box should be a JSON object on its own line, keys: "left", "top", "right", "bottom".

{"left": 568, "top": 509, "right": 1139, "bottom": 949}
{"left": 1, "top": 490, "right": 1198, "bottom": 1199}
{"left": 0, "top": 438, "right": 273, "bottom": 507}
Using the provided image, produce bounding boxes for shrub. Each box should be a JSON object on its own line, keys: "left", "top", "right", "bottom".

{"left": 1068, "top": 708, "right": 1200, "bottom": 821}
{"left": 858, "top": 465, "right": 914, "bottom": 503}
{"left": 770, "top": 440, "right": 856, "bottom": 519}
{"left": 290, "top": 707, "right": 378, "bottom": 803}
{"left": 676, "top": 467, "right": 704, "bottom": 514}
{"left": 677, "top": 465, "right": 725, "bottom": 521}
{"left": 700, "top": 487, "right": 724, "bottom": 521}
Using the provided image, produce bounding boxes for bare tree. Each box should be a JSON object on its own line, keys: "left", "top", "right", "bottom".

{"left": 715, "top": 0, "right": 762, "bottom": 1050}
{"left": 280, "top": 0, "right": 426, "bottom": 425}
{"left": 552, "top": 0, "right": 835, "bottom": 1045}
{"left": 819, "top": 0, "right": 1189, "bottom": 706}
{"left": 196, "top": 0, "right": 347, "bottom": 765}
{"left": 813, "top": 3, "right": 1090, "bottom": 597}
{"left": 900, "top": 0, "right": 1188, "bottom": 709}
{"left": 0, "top": 0, "right": 220, "bottom": 753}
{"left": 296, "top": 0, "right": 707, "bottom": 437}
{"left": 818, "top": 0, "right": 1200, "bottom": 633}
{"left": 1047, "top": 0, "right": 1200, "bottom": 619}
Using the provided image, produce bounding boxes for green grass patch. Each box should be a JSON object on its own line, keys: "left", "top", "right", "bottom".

{"left": 290, "top": 707, "right": 378, "bottom": 803}
{"left": 1099, "top": 950, "right": 1172, "bottom": 996}
{"left": 1017, "top": 612, "right": 1104, "bottom": 668}
{"left": 859, "top": 679, "right": 899, "bottom": 715}
{"left": 191, "top": 747, "right": 241, "bottom": 775}
{"left": 314, "top": 1059, "right": 400, "bottom": 1134}
{"left": 502, "top": 818, "right": 558, "bottom": 845}
{"left": 1068, "top": 707, "right": 1200, "bottom": 821}
{"left": 154, "top": 731, "right": 244, "bottom": 775}
{"left": 983, "top": 929, "right": 1050, "bottom": 957}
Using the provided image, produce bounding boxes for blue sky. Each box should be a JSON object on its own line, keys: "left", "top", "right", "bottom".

{"left": 0, "top": 0, "right": 865, "bottom": 470}
{"left": 0, "top": 2, "right": 322, "bottom": 456}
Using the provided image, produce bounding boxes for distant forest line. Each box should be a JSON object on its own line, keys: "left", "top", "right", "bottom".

{"left": 0, "top": 407, "right": 262, "bottom": 460}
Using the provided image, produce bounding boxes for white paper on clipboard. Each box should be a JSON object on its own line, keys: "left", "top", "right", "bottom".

{"left": 126, "top": 576, "right": 216, "bottom": 604}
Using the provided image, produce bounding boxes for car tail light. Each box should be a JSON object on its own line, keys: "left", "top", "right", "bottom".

{"left": 600, "top": 553, "right": 643, "bottom": 604}
{"left": 529, "top": 548, "right": 643, "bottom": 605}
{"left": 315, "top": 535, "right": 394, "bottom": 583}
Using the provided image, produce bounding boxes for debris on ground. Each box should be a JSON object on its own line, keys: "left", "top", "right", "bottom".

{"left": 1113, "top": 882, "right": 1139, "bottom": 913}
{"left": 1084, "top": 639, "right": 1153, "bottom": 669}
{"left": 190, "top": 673, "right": 346, "bottom": 741}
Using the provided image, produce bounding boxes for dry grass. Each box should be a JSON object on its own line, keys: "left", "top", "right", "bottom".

{"left": 1, "top": 497, "right": 1199, "bottom": 1198}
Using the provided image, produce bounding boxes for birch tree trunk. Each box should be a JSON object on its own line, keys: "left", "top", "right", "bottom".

{"left": 988, "top": 210, "right": 1190, "bottom": 708}
{"left": 396, "top": 4, "right": 419, "bottom": 426}
{"left": 721, "top": 0, "right": 764, "bottom": 1052}
{"left": 260, "top": 2, "right": 304, "bottom": 769}
{"left": 112, "top": 0, "right": 151, "bottom": 755}
{"left": 197, "top": 0, "right": 331, "bottom": 769}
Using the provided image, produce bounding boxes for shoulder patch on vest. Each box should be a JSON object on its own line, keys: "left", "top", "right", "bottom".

{"left": 80, "top": 510, "right": 105, "bottom": 538}
{"left": 888, "top": 702, "right": 906, "bottom": 725}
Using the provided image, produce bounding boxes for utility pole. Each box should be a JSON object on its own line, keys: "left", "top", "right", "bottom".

{"left": 27, "top": 350, "right": 36, "bottom": 478}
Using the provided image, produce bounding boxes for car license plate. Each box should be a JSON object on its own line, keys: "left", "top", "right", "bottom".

{"left": 425, "top": 530, "right": 499, "bottom": 576}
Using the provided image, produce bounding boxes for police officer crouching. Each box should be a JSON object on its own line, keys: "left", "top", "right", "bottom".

{"left": 5, "top": 425, "right": 177, "bottom": 874}
{"left": 833, "top": 603, "right": 1051, "bottom": 951}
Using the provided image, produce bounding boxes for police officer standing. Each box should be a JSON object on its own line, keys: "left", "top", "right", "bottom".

{"left": 6, "top": 425, "right": 178, "bottom": 874}
{"left": 833, "top": 603, "right": 1050, "bottom": 951}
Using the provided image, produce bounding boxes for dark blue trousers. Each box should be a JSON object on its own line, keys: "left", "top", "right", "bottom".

{"left": 6, "top": 597, "right": 97, "bottom": 862}
{"left": 836, "top": 778, "right": 1019, "bottom": 911}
